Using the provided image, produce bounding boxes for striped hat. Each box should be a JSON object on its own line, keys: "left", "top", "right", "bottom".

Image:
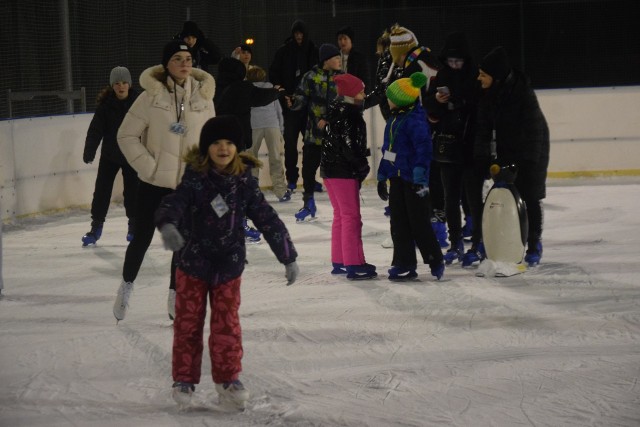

{"left": 389, "top": 25, "right": 418, "bottom": 66}
{"left": 386, "top": 72, "right": 427, "bottom": 107}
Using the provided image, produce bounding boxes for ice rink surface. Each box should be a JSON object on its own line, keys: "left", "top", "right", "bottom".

{"left": 1, "top": 178, "right": 639, "bottom": 426}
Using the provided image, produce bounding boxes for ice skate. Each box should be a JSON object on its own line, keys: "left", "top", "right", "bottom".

{"left": 81, "top": 224, "right": 103, "bottom": 247}
{"left": 243, "top": 218, "right": 261, "bottom": 244}
{"left": 443, "top": 239, "right": 464, "bottom": 265}
{"left": 431, "top": 217, "right": 448, "bottom": 248}
{"left": 462, "top": 242, "right": 486, "bottom": 267}
{"left": 278, "top": 190, "right": 292, "bottom": 202}
{"left": 215, "top": 379, "right": 250, "bottom": 410}
{"left": 345, "top": 263, "right": 377, "bottom": 280}
{"left": 388, "top": 266, "right": 418, "bottom": 282}
{"left": 331, "top": 262, "right": 347, "bottom": 275}
{"left": 430, "top": 261, "right": 445, "bottom": 280}
{"left": 295, "top": 198, "right": 317, "bottom": 223}
{"left": 524, "top": 242, "right": 543, "bottom": 267}
{"left": 172, "top": 381, "right": 195, "bottom": 406}
{"left": 113, "top": 280, "right": 133, "bottom": 322}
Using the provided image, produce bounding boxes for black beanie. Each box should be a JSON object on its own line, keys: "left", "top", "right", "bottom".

{"left": 480, "top": 46, "right": 511, "bottom": 82}
{"left": 162, "top": 39, "right": 191, "bottom": 67}
{"left": 319, "top": 43, "right": 341, "bottom": 63}
{"left": 336, "top": 26, "right": 355, "bottom": 42}
{"left": 199, "top": 116, "right": 245, "bottom": 155}
{"left": 179, "top": 21, "right": 202, "bottom": 39}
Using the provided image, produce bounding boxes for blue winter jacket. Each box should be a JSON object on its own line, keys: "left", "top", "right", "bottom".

{"left": 377, "top": 102, "right": 432, "bottom": 183}
{"left": 155, "top": 150, "right": 297, "bottom": 286}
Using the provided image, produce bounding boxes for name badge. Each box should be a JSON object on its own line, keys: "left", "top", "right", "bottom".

{"left": 169, "top": 122, "right": 187, "bottom": 135}
{"left": 383, "top": 150, "right": 397, "bottom": 162}
{"left": 211, "top": 194, "right": 229, "bottom": 218}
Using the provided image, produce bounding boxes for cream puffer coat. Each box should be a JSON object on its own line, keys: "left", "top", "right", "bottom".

{"left": 117, "top": 65, "right": 215, "bottom": 189}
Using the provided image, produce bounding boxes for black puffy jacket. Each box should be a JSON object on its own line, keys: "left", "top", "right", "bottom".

{"left": 320, "top": 98, "right": 370, "bottom": 182}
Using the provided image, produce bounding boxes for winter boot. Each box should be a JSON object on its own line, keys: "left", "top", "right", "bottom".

{"left": 430, "top": 261, "right": 445, "bottom": 280}
{"left": 462, "top": 242, "right": 486, "bottom": 267}
{"left": 113, "top": 280, "right": 134, "bottom": 321}
{"left": 524, "top": 241, "right": 543, "bottom": 267}
{"left": 443, "top": 239, "right": 464, "bottom": 265}
{"left": 243, "top": 218, "right": 261, "bottom": 243}
{"left": 287, "top": 182, "right": 297, "bottom": 193}
{"left": 388, "top": 265, "right": 418, "bottom": 282}
{"left": 295, "top": 197, "right": 317, "bottom": 222}
{"left": 172, "top": 381, "right": 195, "bottom": 406}
{"left": 345, "top": 263, "right": 377, "bottom": 280}
{"left": 331, "top": 262, "right": 347, "bottom": 275}
{"left": 215, "top": 379, "right": 250, "bottom": 410}
{"left": 81, "top": 223, "right": 103, "bottom": 247}
{"left": 462, "top": 215, "right": 473, "bottom": 241}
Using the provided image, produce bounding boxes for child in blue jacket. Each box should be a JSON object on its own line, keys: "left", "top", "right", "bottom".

{"left": 377, "top": 72, "right": 445, "bottom": 281}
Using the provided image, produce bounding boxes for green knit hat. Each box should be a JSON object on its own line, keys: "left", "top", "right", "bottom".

{"left": 386, "top": 72, "right": 427, "bottom": 107}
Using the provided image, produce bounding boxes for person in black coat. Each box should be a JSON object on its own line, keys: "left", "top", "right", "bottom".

{"left": 425, "top": 31, "right": 482, "bottom": 265}
{"left": 175, "top": 21, "right": 222, "bottom": 72}
{"left": 81, "top": 66, "right": 139, "bottom": 246}
{"left": 214, "top": 57, "right": 282, "bottom": 152}
{"left": 475, "top": 46, "right": 550, "bottom": 266}
{"left": 336, "top": 26, "right": 370, "bottom": 91}
{"left": 268, "top": 20, "right": 319, "bottom": 190}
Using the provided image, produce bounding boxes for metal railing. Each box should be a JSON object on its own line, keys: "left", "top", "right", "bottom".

{"left": 6, "top": 87, "right": 86, "bottom": 118}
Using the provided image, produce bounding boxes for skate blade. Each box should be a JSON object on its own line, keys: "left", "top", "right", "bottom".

{"left": 296, "top": 216, "right": 317, "bottom": 223}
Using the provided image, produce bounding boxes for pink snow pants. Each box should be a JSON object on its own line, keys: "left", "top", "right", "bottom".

{"left": 324, "top": 178, "right": 366, "bottom": 267}
{"left": 172, "top": 268, "right": 242, "bottom": 385}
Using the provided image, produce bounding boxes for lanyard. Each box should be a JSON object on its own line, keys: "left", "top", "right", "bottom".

{"left": 387, "top": 112, "right": 410, "bottom": 152}
{"left": 173, "top": 83, "right": 184, "bottom": 123}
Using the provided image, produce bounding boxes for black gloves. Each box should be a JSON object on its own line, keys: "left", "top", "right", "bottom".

{"left": 83, "top": 149, "right": 95, "bottom": 164}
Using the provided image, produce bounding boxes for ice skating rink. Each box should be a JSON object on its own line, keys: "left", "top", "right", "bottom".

{"left": 1, "top": 179, "right": 639, "bottom": 426}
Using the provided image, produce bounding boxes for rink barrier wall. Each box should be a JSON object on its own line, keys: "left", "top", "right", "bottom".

{"left": 1, "top": 86, "right": 639, "bottom": 222}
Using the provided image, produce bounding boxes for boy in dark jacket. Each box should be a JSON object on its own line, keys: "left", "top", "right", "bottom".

{"left": 155, "top": 116, "right": 299, "bottom": 409}
{"left": 377, "top": 72, "right": 445, "bottom": 281}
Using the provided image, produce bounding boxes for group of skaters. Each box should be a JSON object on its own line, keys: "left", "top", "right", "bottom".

{"left": 77, "top": 18, "right": 549, "bottom": 409}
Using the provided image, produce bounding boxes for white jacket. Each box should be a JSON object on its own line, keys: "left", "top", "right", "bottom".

{"left": 118, "top": 65, "right": 215, "bottom": 189}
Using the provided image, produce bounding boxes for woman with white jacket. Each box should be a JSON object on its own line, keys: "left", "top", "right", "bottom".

{"left": 113, "top": 39, "right": 215, "bottom": 322}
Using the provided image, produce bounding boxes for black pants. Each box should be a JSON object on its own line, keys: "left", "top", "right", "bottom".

{"left": 429, "top": 161, "right": 445, "bottom": 216}
{"left": 389, "top": 177, "right": 443, "bottom": 269}
{"left": 282, "top": 109, "right": 306, "bottom": 185}
{"left": 122, "top": 180, "right": 172, "bottom": 283}
{"left": 90, "top": 157, "right": 138, "bottom": 227}
{"left": 440, "top": 162, "right": 483, "bottom": 244}
{"left": 301, "top": 143, "right": 321, "bottom": 202}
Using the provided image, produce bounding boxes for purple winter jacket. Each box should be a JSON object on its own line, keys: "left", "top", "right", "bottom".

{"left": 155, "top": 152, "right": 297, "bottom": 286}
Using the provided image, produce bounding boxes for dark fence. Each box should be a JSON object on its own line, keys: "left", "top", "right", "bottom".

{"left": 2, "top": 0, "right": 639, "bottom": 118}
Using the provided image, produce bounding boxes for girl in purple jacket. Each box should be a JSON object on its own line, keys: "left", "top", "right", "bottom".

{"left": 154, "top": 115, "right": 299, "bottom": 409}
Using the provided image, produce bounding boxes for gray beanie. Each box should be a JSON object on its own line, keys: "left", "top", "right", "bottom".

{"left": 109, "top": 66, "right": 132, "bottom": 86}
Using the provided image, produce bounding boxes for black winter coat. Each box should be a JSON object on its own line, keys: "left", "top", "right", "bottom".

{"left": 475, "top": 70, "right": 550, "bottom": 200}
{"left": 343, "top": 48, "right": 370, "bottom": 91}
{"left": 320, "top": 99, "right": 370, "bottom": 182}
{"left": 425, "top": 62, "right": 479, "bottom": 165}
{"left": 215, "top": 58, "right": 280, "bottom": 150}
{"left": 269, "top": 38, "right": 319, "bottom": 96}
{"left": 83, "top": 88, "right": 139, "bottom": 165}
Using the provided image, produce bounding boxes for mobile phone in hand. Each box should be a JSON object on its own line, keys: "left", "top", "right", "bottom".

{"left": 437, "top": 86, "right": 450, "bottom": 95}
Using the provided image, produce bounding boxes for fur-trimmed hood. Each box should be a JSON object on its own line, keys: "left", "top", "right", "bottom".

{"left": 139, "top": 65, "right": 215, "bottom": 100}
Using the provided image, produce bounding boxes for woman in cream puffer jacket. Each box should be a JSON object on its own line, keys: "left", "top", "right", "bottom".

{"left": 114, "top": 39, "right": 215, "bottom": 322}
{"left": 118, "top": 65, "right": 215, "bottom": 189}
